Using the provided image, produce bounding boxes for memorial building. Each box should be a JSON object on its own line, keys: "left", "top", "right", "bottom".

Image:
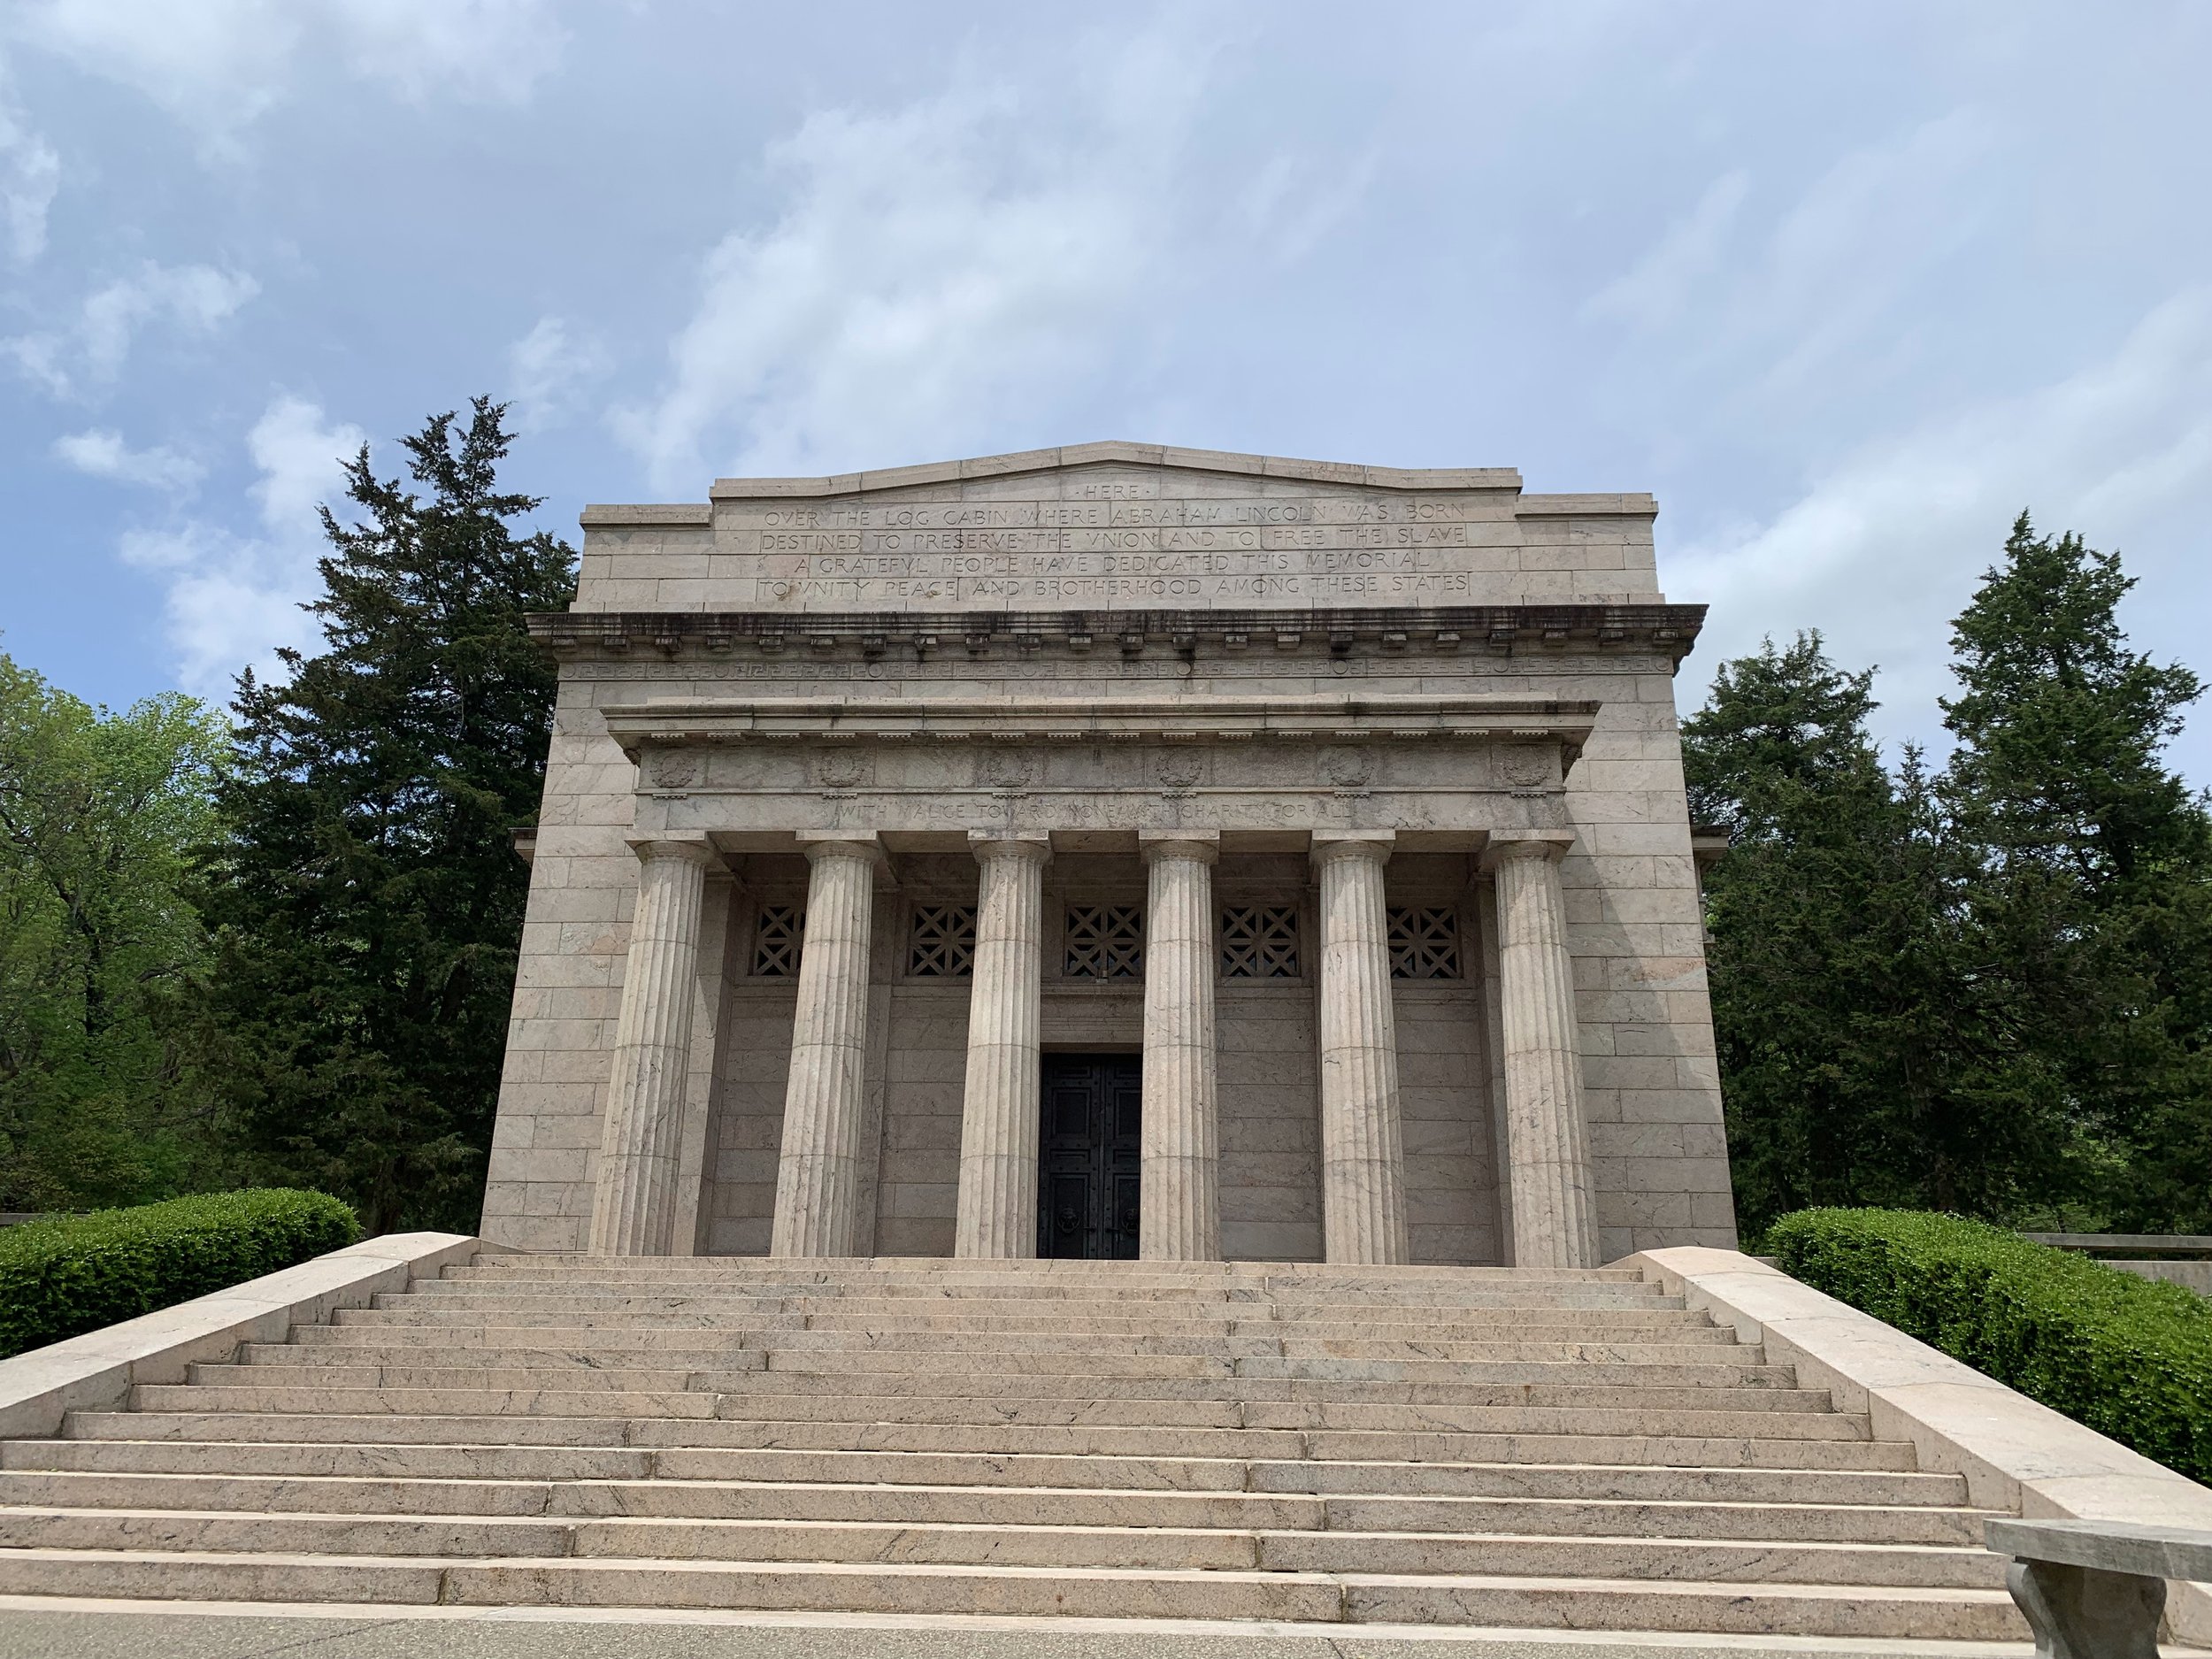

{"left": 483, "top": 443, "right": 1735, "bottom": 1267}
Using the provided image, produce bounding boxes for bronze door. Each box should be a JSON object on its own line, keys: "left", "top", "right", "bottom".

{"left": 1037, "top": 1054, "right": 1141, "bottom": 1259}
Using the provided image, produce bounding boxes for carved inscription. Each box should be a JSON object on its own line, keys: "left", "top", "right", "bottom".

{"left": 715, "top": 493, "right": 1517, "bottom": 609}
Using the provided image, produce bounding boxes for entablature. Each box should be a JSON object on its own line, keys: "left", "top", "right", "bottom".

{"left": 529, "top": 603, "right": 1706, "bottom": 668}
{"left": 605, "top": 694, "right": 1598, "bottom": 849}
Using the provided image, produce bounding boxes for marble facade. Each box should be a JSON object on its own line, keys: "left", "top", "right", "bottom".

{"left": 483, "top": 443, "right": 1736, "bottom": 1264}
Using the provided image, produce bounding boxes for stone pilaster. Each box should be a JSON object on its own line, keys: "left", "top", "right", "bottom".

{"left": 1313, "top": 834, "right": 1409, "bottom": 1265}
{"left": 1139, "top": 834, "right": 1220, "bottom": 1261}
{"left": 769, "top": 836, "right": 880, "bottom": 1258}
{"left": 1483, "top": 831, "right": 1598, "bottom": 1270}
{"left": 954, "top": 833, "right": 1051, "bottom": 1258}
{"left": 589, "top": 838, "right": 717, "bottom": 1256}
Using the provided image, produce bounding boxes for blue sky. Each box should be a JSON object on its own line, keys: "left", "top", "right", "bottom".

{"left": 4, "top": 2, "right": 2209, "bottom": 778}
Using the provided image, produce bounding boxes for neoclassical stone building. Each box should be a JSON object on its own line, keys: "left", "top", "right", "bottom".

{"left": 483, "top": 443, "right": 1734, "bottom": 1265}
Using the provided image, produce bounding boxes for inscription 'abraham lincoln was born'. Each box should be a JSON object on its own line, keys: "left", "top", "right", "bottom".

{"left": 717, "top": 495, "right": 1535, "bottom": 606}
{"left": 583, "top": 474, "right": 1657, "bottom": 611}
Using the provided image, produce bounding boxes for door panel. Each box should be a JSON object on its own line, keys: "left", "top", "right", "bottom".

{"left": 1037, "top": 1054, "right": 1142, "bottom": 1260}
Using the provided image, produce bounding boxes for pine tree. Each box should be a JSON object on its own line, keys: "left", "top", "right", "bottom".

{"left": 1939, "top": 514, "right": 2212, "bottom": 1228}
{"left": 202, "top": 400, "right": 576, "bottom": 1233}
{"left": 1682, "top": 634, "right": 2034, "bottom": 1231}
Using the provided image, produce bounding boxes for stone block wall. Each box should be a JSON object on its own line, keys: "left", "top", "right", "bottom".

{"left": 481, "top": 448, "right": 1737, "bottom": 1261}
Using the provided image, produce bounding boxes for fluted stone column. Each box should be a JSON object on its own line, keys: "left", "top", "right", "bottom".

{"left": 769, "top": 837, "right": 880, "bottom": 1258}
{"left": 1483, "top": 832, "right": 1598, "bottom": 1270}
{"left": 1314, "top": 835, "right": 1410, "bottom": 1265}
{"left": 590, "top": 838, "right": 716, "bottom": 1256}
{"left": 1140, "top": 834, "right": 1220, "bottom": 1261}
{"left": 954, "top": 833, "right": 1051, "bottom": 1258}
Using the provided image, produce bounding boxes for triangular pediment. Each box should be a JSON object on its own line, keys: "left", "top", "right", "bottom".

{"left": 704, "top": 442, "right": 1522, "bottom": 502}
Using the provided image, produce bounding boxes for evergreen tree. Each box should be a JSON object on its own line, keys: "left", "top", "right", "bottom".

{"left": 203, "top": 400, "right": 575, "bottom": 1233}
{"left": 1683, "top": 634, "right": 2032, "bottom": 1231}
{"left": 1939, "top": 514, "right": 2212, "bottom": 1228}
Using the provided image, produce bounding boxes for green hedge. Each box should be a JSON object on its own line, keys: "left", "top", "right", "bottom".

{"left": 1769, "top": 1207, "right": 2212, "bottom": 1483}
{"left": 0, "top": 1189, "right": 360, "bottom": 1360}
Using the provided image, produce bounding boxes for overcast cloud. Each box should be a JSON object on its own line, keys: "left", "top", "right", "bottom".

{"left": 1, "top": 1, "right": 2207, "bottom": 780}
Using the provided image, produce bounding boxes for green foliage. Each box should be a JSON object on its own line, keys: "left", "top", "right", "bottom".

{"left": 199, "top": 399, "right": 575, "bottom": 1233}
{"left": 0, "top": 1187, "right": 359, "bottom": 1359}
{"left": 1686, "top": 636, "right": 2007, "bottom": 1221}
{"left": 1770, "top": 1207, "right": 2212, "bottom": 1483}
{"left": 1939, "top": 516, "right": 2212, "bottom": 1231}
{"left": 1690, "top": 516, "right": 2212, "bottom": 1233}
{"left": 0, "top": 656, "right": 232, "bottom": 1210}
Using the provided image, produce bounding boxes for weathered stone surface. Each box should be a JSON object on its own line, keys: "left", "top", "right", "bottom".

{"left": 0, "top": 1252, "right": 2031, "bottom": 1641}
{"left": 488, "top": 445, "right": 1733, "bottom": 1264}
{"left": 953, "top": 834, "right": 1050, "bottom": 1258}
{"left": 768, "top": 839, "right": 880, "bottom": 1256}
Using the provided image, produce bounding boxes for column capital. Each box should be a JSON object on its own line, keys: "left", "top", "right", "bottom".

{"left": 796, "top": 833, "right": 886, "bottom": 871}
{"left": 1310, "top": 833, "right": 1393, "bottom": 872}
{"left": 1479, "top": 830, "right": 1578, "bottom": 871}
{"left": 1140, "top": 831, "right": 1219, "bottom": 867}
{"left": 968, "top": 830, "right": 1053, "bottom": 869}
{"left": 625, "top": 836, "right": 720, "bottom": 869}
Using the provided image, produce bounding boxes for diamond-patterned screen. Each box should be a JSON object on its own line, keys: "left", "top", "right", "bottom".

{"left": 1221, "top": 904, "right": 1300, "bottom": 979}
{"left": 1387, "top": 907, "right": 1461, "bottom": 979}
{"left": 753, "top": 904, "right": 805, "bottom": 978}
{"left": 1064, "top": 904, "right": 1143, "bottom": 979}
{"left": 909, "top": 904, "right": 978, "bottom": 977}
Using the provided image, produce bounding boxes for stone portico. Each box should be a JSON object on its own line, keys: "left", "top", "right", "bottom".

{"left": 483, "top": 443, "right": 1734, "bottom": 1264}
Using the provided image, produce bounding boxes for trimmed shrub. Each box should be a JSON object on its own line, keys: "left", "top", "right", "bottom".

{"left": 0, "top": 1188, "right": 360, "bottom": 1360}
{"left": 1769, "top": 1207, "right": 2212, "bottom": 1483}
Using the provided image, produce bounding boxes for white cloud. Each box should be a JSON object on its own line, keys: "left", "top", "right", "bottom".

{"left": 11, "top": 0, "right": 562, "bottom": 146}
{"left": 507, "top": 314, "right": 609, "bottom": 431}
{"left": 329, "top": 0, "right": 565, "bottom": 104}
{"left": 1586, "top": 112, "right": 1997, "bottom": 413}
{"left": 1586, "top": 171, "right": 1748, "bottom": 331}
{"left": 52, "top": 426, "right": 203, "bottom": 489}
{"left": 0, "top": 67, "right": 59, "bottom": 262}
{"left": 119, "top": 395, "right": 364, "bottom": 695}
{"left": 12, "top": 1, "right": 298, "bottom": 142}
{"left": 1673, "top": 288, "right": 2212, "bottom": 747}
{"left": 4, "top": 259, "right": 257, "bottom": 394}
{"left": 616, "top": 25, "right": 1214, "bottom": 488}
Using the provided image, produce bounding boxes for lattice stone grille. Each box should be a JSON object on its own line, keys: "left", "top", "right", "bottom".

{"left": 753, "top": 904, "right": 805, "bottom": 978}
{"left": 1221, "top": 904, "right": 1300, "bottom": 979}
{"left": 1387, "top": 907, "right": 1461, "bottom": 979}
{"left": 1064, "top": 904, "right": 1143, "bottom": 979}
{"left": 909, "top": 904, "right": 978, "bottom": 978}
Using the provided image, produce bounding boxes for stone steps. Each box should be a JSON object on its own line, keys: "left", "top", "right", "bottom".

{"left": 1, "top": 1439, "right": 1971, "bottom": 1504}
{"left": 0, "top": 1256, "right": 2031, "bottom": 1641}
{"left": 334, "top": 1308, "right": 1716, "bottom": 1339}
{"left": 379, "top": 1289, "right": 1687, "bottom": 1315}
{"left": 0, "top": 1472, "right": 1996, "bottom": 1543}
{"left": 191, "top": 1354, "right": 1805, "bottom": 1390}
{"left": 0, "top": 1548, "right": 2023, "bottom": 1637}
{"left": 0, "top": 1506, "right": 2008, "bottom": 1587}
{"left": 127, "top": 1386, "right": 1861, "bottom": 1436}
{"left": 280, "top": 1329, "right": 1750, "bottom": 1358}
{"left": 54, "top": 1410, "right": 1924, "bottom": 1466}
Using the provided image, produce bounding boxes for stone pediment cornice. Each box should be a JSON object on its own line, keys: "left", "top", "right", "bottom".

{"left": 671, "top": 442, "right": 1536, "bottom": 503}
{"left": 601, "top": 694, "right": 1601, "bottom": 764}
{"left": 529, "top": 603, "right": 1706, "bottom": 664}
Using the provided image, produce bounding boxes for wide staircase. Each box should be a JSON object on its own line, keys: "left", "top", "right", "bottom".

{"left": 0, "top": 1256, "right": 2025, "bottom": 1640}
